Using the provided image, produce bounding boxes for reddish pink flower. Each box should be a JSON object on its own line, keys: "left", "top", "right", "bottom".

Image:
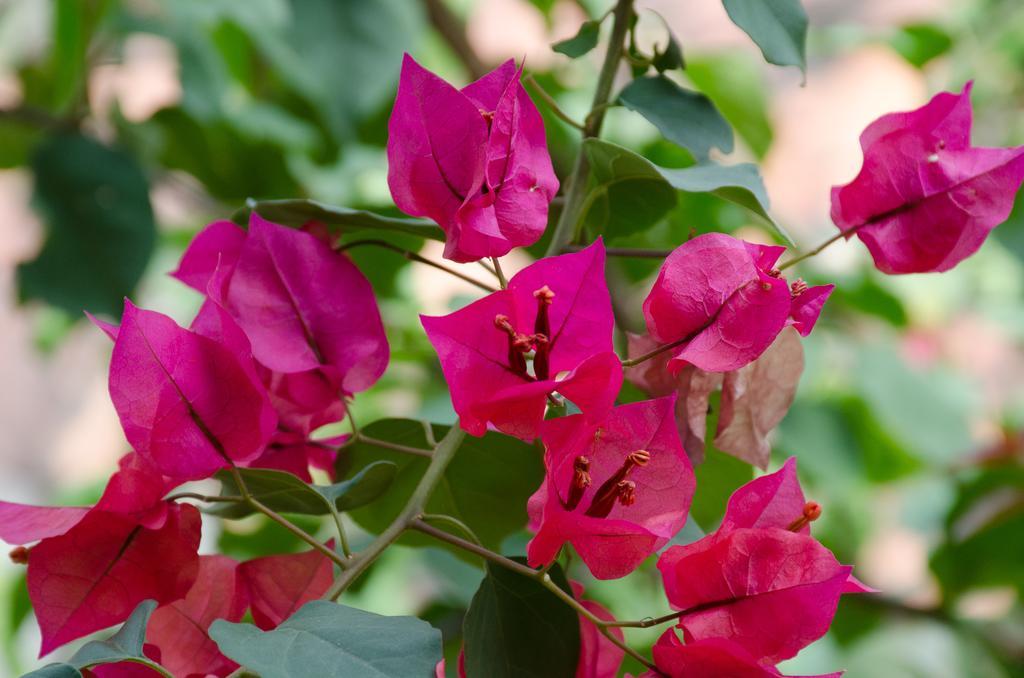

{"left": 27, "top": 503, "right": 201, "bottom": 656}
{"left": 643, "top": 233, "right": 832, "bottom": 373}
{"left": 643, "top": 631, "right": 842, "bottom": 678}
{"left": 422, "top": 241, "right": 622, "bottom": 440}
{"left": 527, "top": 396, "right": 694, "bottom": 579}
{"left": 387, "top": 54, "right": 559, "bottom": 262}
{"left": 239, "top": 545, "right": 333, "bottom": 630}
{"left": 832, "top": 82, "right": 1024, "bottom": 273}
{"left": 146, "top": 555, "right": 248, "bottom": 677}
{"left": 108, "top": 301, "right": 277, "bottom": 480}
{"left": 656, "top": 459, "right": 869, "bottom": 665}
{"left": 572, "top": 583, "right": 625, "bottom": 678}
{"left": 247, "top": 432, "right": 346, "bottom": 483}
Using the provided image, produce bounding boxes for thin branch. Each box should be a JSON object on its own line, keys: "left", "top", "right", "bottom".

{"left": 524, "top": 74, "right": 585, "bottom": 131}
{"left": 546, "top": 0, "right": 635, "bottom": 255}
{"left": 422, "top": 0, "right": 487, "bottom": 79}
{"left": 419, "top": 513, "right": 484, "bottom": 547}
{"left": 778, "top": 228, "right": 854, "bottom": 271}
{"left": 604, "top": 610, "right": 684, "bottom": 628}
{"left": 324, "top": 426, "right": 468, "bottom": 600}
{"left": 356, "top": 433, "right": 434, "bottom": 458}
{"left": 337, "top": 239, "right": 497, "bottom": 292}
{"left": 490, "top": 257, "right": 508, "bottom": 289}
{"left": 620, "top": 334, "right": 689, "bottom": 367}
{"left": 164, "top": 492, "right": 245, "bottom": 504}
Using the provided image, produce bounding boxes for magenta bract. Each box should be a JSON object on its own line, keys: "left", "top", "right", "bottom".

{"left": 239, "top": 545, "right": 333, "bottom": 630}
{"left": 387, "top": 54, "right": 559, "bottom": 262}
{"left": 831, "top": 82, "right": 1024, "bottom": 273}
{"left": 643, "top": 233, "right": 832, "bottom": 373}
{"left": 645, "top": 632, "right": 842, "bottom": 678}
{"left": 422, "top": 240, "right": 621, "bottom": 440}
{"left": 527, "top": 396, "right": 694, "bottom": 579}
{"left": 572, "top": 582, "right": 625, "bottom": 678}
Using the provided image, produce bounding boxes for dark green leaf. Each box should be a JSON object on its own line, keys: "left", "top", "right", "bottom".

{"left": 657, "top": 162, "right": 790, "bottom": 242}
{"left": 552, "top": 19, "right": 601, "bottom": 58}
{"left": 828, "top": 272, "right": 908, "bottom": 327}
{"left": 346, "top": 420, "right": 544, "bottom": 555}
{"left": 235, "top": 199, "right": 444, "bottom": 241}
{"left": 580, "top": 139, "right": 677, "bottom": 239}
{"left": 619, "top": 76, "right": 733, "bottom": 159}
{"left": 722, "top": 0, "right": 808, "bottom": 73}
{"left": 210, "top": 600, "right": 442, "bottom": 678}
{"left": 51, "top": 0, "right": 113, "bottom": 112}
{"left": 838, "top": 396, "right": 921, "bottom": 482}
{"left": 462, "top": 561, "right": 580, "bottom": 678}
{"left": 685, "top": 54, "right": 773, "bottom": 158}
{"left": 23, "top": 665, "right": 82, "bottom": 678}
{"left": 212, "top": 462, "right": 397, "bottom": 519}
{"left": 891, "top": 23, "right": 954, "bottom": 68}
{"left": 18, "top": 134, "right": 155, "bottom": 318}
{"left": 690, "top": 393, "right": 753, "bottom": 530}
{"left": 652, "top": 24, "right": 684, "bottom": 72}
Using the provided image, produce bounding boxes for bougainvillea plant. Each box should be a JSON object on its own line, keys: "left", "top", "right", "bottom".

{"left": 5, "top": 1, "right": 1024, "bottom": 677}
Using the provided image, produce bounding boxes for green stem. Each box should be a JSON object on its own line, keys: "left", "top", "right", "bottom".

{"left": 419, "top": 513, "right": 483, "bottom": 546}
{"left": 164, "top": 492, "right": 245, "bottom": 503}
{"left": 490, "top": 256, "right": 508, "bottom": 289}
{"left": 356, "top": 433, "right": 434, "bottom": 458}
{"left": 324, "top": 426, "right": 467, "bottom": 600}
{"left": 777, "top": 227, "right": 854, "bottom": 271}
{"left": 337, "top": 239, "right": 497, "bottom": 292}
{"left": 603, "top": 610, "right": 684, "bottom": 628}
{"left": 409, "top": 519, "right": 657, "bottom": 671}
{"left": 524, "top": 74, "right": 585, "bottom": 131}
{"left": 545, "top": 0, "right": 635, "bottom": 256}
{"left": 620, "top": 333, "right": 689, "bottom": 368}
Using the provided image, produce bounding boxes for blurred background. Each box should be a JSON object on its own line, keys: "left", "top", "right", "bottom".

{"left": 1, "top": 0, "right": 1023, "bottom": 676}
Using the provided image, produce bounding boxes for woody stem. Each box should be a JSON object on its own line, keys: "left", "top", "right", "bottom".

{"left": 336, "top": 239, "right": 497, "bottom": 292}
{"left": 490, "top": 256, "right": 509, "bottom": 289}
{"left": 778, "top": 226, "right": 858, "bottom": 271}
{"left": 409, "top": 519, "right": 657, "bottom": 671}
{"left": 545, "top": 0, "right": 635, "bottom": 256}
{"left": 620, "top": 333, "right": 690, "bottom": 368}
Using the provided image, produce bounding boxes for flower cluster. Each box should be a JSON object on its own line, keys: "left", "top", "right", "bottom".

{"left": 4, "top": 52, "right": 1022, "bottom": 678}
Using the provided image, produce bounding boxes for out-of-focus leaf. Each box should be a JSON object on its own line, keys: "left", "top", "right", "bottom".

{"left": 722, "top": 0, "right": 808, "bottom": 74}
{"left": 462, "top": 561, "right": 579, "bottom": 678}
{"left": 994, "top": 186, "right": 1024, "bottom": 263}
{"left": 346, "top": 420, "right": 544, "bottom": 555}
{"left": 890, "top": 23, "right": 954, "bottom": 68}
{"left": 685, "top": 54, "right": 773, "bottom": 158}
{"left": 18, "top": 134, "right": 155, "bottom": 318}
{"left": 840, "top": 621, "right": 1007, "bottom": 678}
{"left": 210, "top": 600, "right": 442, "bottom": 678}
{"left": 552, "top": 19, "right": 601, "bottom": 58}
{"left": 618, "top": 75, "right": 733, "bottom": 159}
{"left": 0, "top": 118, "right": 42, "bottom": 168}
{"left": 212, "top": 463, "right": 397, "bottom": 519}
{"left": 828, "top": 273, "right": 908, "bottom": 327}
{"left": 51, "top": 0, "right": 114, "bottom": 112}
{"left": 689, "top": 394, "right": 753, "bottom": 530}
{"left": 652, "top": 21, "right": 684, "bottom": 73}
{"left": 838, "top": 396, "right": 921, "bottom": 482}
{"left": 580, "top": 139, "right": 677, "bottom": 239}
{"left": 236, "top": 199, "right": 444, "bottom": 241}
{"left": 658, "top": 162, "right": 790, "bottom": 243}
{"left": 217, "top": 514, "right": 323, "bottom": 561}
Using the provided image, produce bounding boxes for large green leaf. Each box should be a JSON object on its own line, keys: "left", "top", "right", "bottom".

{"left": 552, "top": 19, "right": 601, "bottom": 58}
{"left": 346, "top": 420, "right": 544, "bottom": 554}
{"left": 210, "top": 600, "right": 442, "bottom": 678}
{"left": 234, "top": 199, "right": 444, "bottom": 241}
{"left": 212, "top": 463, "right": 397, "bottom": 519}
{"left": 658, "top": 162, "right": 790, "bottom": 243}
{"left": 26, "top": 600, "right": 165, "bottom": 677}
{"left": 685, "top": 54, "right": 773, "bottom": 159}
{"left": 722, "top": 0, "right": 808, "bottom": 74}
{"left": 17, "top": 134, "right": 155, "bottom": 318}
{"left": 462, "top": 561, "right": 580, "bottom": 678}
{"left": 618, "top": 76, "right": 733, "bottom": 159}
{"left": 890, "top": 23, "right": 954, "bottom": 69}
{"left": 580, "top": 139, "right": 678, "bottom": 239}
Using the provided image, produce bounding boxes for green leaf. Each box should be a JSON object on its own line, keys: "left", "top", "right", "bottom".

{"left": 51, "top": 0, "right": 114, "bottom": 112}
{"left": 235, "top": 199, "right": 444, "bottom": 241}
{"left": 552, "top": 19, "right": 601, "bottom": 58}
{"left": 23, "top": 665, "right": 82, "bottom": 678}
{"left": 690, "top": 393, "right": 753, "bottom": 530}
{"left": 462, "top": 561, "right": 580, "bottom": 678}
{"left": 17, "top": 134, "right": 155, "bottom": 318}
{"left": 827, "top": 272, "right": 908, "bottom": 327}
{"left": 657, "top": 162, "right": 790, "bottom": 243}
{"left": 212, "top": 462, "right": 397, "bottom": 519}
{"left": 619, "top": 76, "right": 733, "bottom": 159}
{"left": 346, "top": 420, "right": 544, "bottom": 555}
{"left": 210, "top": 600, "right": 442, "bottom": 678}
{"left": 580, "top": 139, "right": 677, "bottom": 239}
{"left": 685, "top": 54, "right": 773, "bottom": 158}
{"left": 722, "top": 0, "right": 808, "bottom": 74}
{"left": 651, "top": 18, "right": 685, "bottom": 73}
{"left": 891, "top": 23, "right": 953, "bottom": 68}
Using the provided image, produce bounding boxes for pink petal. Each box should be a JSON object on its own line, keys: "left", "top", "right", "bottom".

{"left": 719, "top": 457, "right": 807, "bottom": 533}
{"left": 29, "top": 504, "right": 201, "bottom": 656}
{"left": 573, "top": 583, "right": 625, "bottom": 678}
{"left": 226, "top": 215, "right": 389, "bottom": 393}
{"left": 788, "top": 284, "right": 834, "bottom": 337}
{"left": 461, "top": 59, "right": 517, "bottom": 111}
{"left": 170, "top": 220, "right": 246, "bottom": 293}
{"left": 650, "top": 631, "right": 843, "bottom": 678}
{"left": 239, "top": 545, "right": 334, "bottom": 630}
{"left": 85, "top": 311, "right": 119, "bottom": 342}
{"left": 109, "top": 301, "right": 275, "bottom": 480}
{"left": 0, "top": 503, "right": 89, "bottom": 545}
{"left": 147, "top": 555, "right": 247, "bottom": 677}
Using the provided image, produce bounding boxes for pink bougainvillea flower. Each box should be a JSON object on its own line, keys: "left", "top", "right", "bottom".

{"left": 832, "top": 82, "right": 1024, "bottom": 274}
{"left": 28, "top": 503, "right": 201, "bottom": 656}
{"left": 423, "top": 240, "right": 622, "bottom": 440}
{"left": 387, "top": 54, "right": 559, "bottom": 262}
{"left": 656, "top": 459, "right": 870, "bottom": 665}
{"left": 572, "top": 582, "right": 625, "bottom": 678}
{"left": 108, "top": 300, "right": 277, "bottom": 480}
{"left": 173, "top": 214, "right": 389, "bottom": 397}
{"left": 246, "top": 431, "right": 347, "bottom": 483}
{"left": 239, "top": 545, "right": 334, "bottom": 630}
{"left": 642, "top": 233, "right": 833, "bottom": 373}
{"left": 146, "top": 555, "right": 248, "bottom": 677}
{"left": 642, "top": 632, "right": 842, "bottom": 678}
{"left": 526, "top": 396, "right": 694, "bottom": 579}
{"left": 626, "top": 328, "right": 804, "bottom": 467}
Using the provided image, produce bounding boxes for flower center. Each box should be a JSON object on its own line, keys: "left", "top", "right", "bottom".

{"left": 786, "top": 501, "right": 822, "bottom": 532}
{"left": 492, "top": 286, "right": 557, "bottom": 380}
{"left": 560, "top": 448, "right": 650, "bottom": 518}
